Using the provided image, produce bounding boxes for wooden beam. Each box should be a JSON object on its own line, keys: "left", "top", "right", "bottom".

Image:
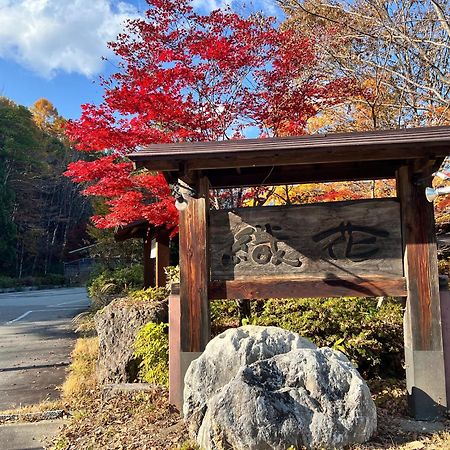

{"left": 133, "top": 144, "right": 448, "bottom": 173}
{"left": 130, "top": 126, "right": 450, "bottom": 173}
{"left": 209, "top": 276, "right": 407, "bottom": 300}
{"left": 206, "top": 161, "right": 398, "bottom": 188}
{"left": 179, "top": 175, "right": 211, "bottom": 352}
{"left": 397, "top": 164, "right": 446, "bottom": 419}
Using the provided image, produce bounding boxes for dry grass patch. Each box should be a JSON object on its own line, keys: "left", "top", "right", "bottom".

{"left": 0, "top": 400, "right": 63, "bottom": 416}
{"left": 0, "top": 336, "right": 98, "bottom": 423}
{"left": 0, "top": 399, "right": 65, "bottom": 424}
{"left": 352, "top": 380, "right": 450, "bottom": 449}
{"left": 62, "top": 337, "right": 99, "bottom": 406}
{"left": 72, "top": 311, "right": 97, "bottom": 336}
{"left": 352, "top": 414, "right": 450, "bottom": 449}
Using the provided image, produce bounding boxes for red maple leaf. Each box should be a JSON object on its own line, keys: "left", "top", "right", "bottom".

{"left": 65, "top": 0, "right": 354, "bottom": 231}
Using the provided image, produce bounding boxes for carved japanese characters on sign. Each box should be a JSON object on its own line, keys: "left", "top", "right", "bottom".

{"left": 312, "top": 222, "right": 390, "bottom": 262}
{"left": 209, "top": 199, "right": 403, "bottom": 280}
{"left": 221, "top": 224, "right": 302, "bottom": 267}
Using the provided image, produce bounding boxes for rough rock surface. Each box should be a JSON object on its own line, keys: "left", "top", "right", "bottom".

{"left": 184, "top": 326, "right": 316, "bottom": 434}
{"left": 95, "top": 298, "right": 167, "bottom": 384}
{"left": 184, "top": 326, "right": 316, "bottom": 417}
{"left": 184, "top": 326, "right": 376, "bottom": 450}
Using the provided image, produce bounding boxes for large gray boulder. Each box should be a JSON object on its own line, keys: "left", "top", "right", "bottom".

{"left": 95, "top": 297, "right": 167, "bottom": 384}
{"left": 184, "top": 326, "right": 376, "bottom": 450}
{"left": 183, "top": 325, "right": 316, "bottom": 429}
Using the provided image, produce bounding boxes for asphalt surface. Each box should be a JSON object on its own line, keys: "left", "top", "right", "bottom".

{"left": 0, "top": 419, "right": 66, "bottom": 450}
{"left": 0, "top": 288, "right": 90, "bottom": 410}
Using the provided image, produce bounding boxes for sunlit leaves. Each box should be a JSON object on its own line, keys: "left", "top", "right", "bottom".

{"left": 65, "top": 0, "right": 353, "bottom": 230}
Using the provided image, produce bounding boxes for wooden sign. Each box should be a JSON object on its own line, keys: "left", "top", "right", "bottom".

{"left": 209, "top": 199, "right": 403, "bottom": 281}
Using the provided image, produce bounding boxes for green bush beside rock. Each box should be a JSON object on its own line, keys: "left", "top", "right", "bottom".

{"left": 87, "top": 264, "right": 144, "bottom": 309}
{"left": 211, "top": 296, "right": 404, "bottom": 379}
{"left": 133, "top": 322, "right": 169, "bottom": 386}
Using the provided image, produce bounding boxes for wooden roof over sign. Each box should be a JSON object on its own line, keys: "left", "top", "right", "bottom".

{"left": 114, "top": 220, "right": 171, "bottom": 242}
{"left": 114, "top": 219, "right": 151, "bottom": 242}
{"left": 129, "top": 126, "right": 450, "bottom": 188}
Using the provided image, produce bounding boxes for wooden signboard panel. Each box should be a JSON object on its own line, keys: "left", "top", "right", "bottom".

{"left": 209, "top": 199, "right": 403, "bottom": 282}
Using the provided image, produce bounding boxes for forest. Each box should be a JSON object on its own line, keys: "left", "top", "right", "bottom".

{"left": 0, "top": 97, "right": 91, "bottom": 285}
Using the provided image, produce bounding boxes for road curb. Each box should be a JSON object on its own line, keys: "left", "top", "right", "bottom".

{"left": 0, "top": 285, "right": 70, "bottom": 294}
{"left": 0, "top": 409, "right": 67, "bottom": 423}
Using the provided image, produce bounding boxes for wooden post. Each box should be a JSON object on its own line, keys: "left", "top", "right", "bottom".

{"left": 397, "top": 164, "right": 447, "bottom": 419}
{"left": 440, "top": 280, "right": 450, "bottom": 409}
{"left": 155, "top": 229, "right": 170, "bottom": 287}
{"left": 143, "top": 228, "right": 155, "bottom": 289}
{"left": 170, "top": 174, "right": 210, "bottom": 409}
{"left": 169, "top": 283, "right": 182, "bottom": 410}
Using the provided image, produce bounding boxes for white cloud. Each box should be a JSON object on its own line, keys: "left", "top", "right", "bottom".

{"left": 192, "top": 0, "right": 280, "bottom": 15}
{"left": 192, "top": 0, "right": 230, "bottom": 10}
{"left": 0, "top": 0, "right": 139, "bottom": 78}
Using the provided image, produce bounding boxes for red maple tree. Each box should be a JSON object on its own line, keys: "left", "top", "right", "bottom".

{"left": 65, "top": 0, "right": 355, "bottom": 231}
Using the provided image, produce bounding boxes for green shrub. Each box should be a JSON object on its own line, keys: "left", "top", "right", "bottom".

{"left": 257, "top": 297, "right": 404, "bottom": 378}
{"left": 129, "top": 287, "right": 168, "bottom": 303}
{"left": 211, "top": 300, "right": 240, "bottom": 334}
{"left": 0, "top": 276, "right": 17, "bottom": 288}
{"left": 438, "top": 258, "right": 450, "bottom": 279}
{"left": 20, "top": 276, "right": 35, "bottom": 286}
{"left": 111, "top": 265, "right": 144, "bottom": 287}
{"left": 211, "top": 297, "right": 404, "bottom": 379}
{"left": 133, "top": 322, "right": 169, "bottom": 386}
{"left": 87, "top": 264, "right": 144, "bottom": 308}
{"left": 35, "top": 273, "right": 66, "bottom": 286}
{"left": 0, "top": 273, "right": 66, "bottom": 289}
{"left": 164, "top": 265, "right": 180, "bottom": 285}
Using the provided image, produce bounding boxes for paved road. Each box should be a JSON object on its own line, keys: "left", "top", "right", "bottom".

{"left": 0, "top": 288, "right": 90, "bottom": 411}
{"left": 0, "top": 420, "right": 66, "bottom": 450}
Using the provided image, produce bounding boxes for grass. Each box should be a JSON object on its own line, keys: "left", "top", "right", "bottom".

{"left": 0, "top": 400, "right": 63, "bottom": 416}
{"left": 0, "top": 336, "right": 98, "bottom": 424}
{"left": 62, "top": 337, "right": 99, "bottom": 407}
{"left": 352, "top": 427, "right": 450, "bottom": 449}
{"left": 72, "top": 311, "right": 97, "bottom": 336}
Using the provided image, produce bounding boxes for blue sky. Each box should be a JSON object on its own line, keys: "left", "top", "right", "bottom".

{"left": 0, "top": 0, "right": 282, "bottom": 120}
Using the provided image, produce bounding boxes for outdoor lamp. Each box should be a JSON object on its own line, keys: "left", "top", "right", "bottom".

{"left": 173, "top": 180, "right": 196, "bottom": 211}
{"left": 425, "top": 186, "right": 450, "bottom": 202}
{"left": 173, "top": 188, "right": 188, "bottom": 211}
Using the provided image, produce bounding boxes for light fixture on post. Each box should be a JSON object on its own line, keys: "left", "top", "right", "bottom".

{"left": 415, "top": 168, "right": 450, "bottom": 202}
{"left": 425, "top": 186, "right": 450, "bottom": 203}
{"left": 172, "top": 180, "right": 196, "bottom": 211}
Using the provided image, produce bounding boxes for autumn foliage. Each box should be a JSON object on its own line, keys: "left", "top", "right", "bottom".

{"left": 65, "top": 0, "right": 355, "bottom": 230}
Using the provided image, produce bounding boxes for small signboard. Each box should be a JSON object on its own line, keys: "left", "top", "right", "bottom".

{"left": 210, "top": 199, "right": 403, "bottom": 281}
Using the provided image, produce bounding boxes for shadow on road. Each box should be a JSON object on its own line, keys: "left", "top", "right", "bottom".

{"left": 0, "top": 362, "right": 69, "bottom": 373}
